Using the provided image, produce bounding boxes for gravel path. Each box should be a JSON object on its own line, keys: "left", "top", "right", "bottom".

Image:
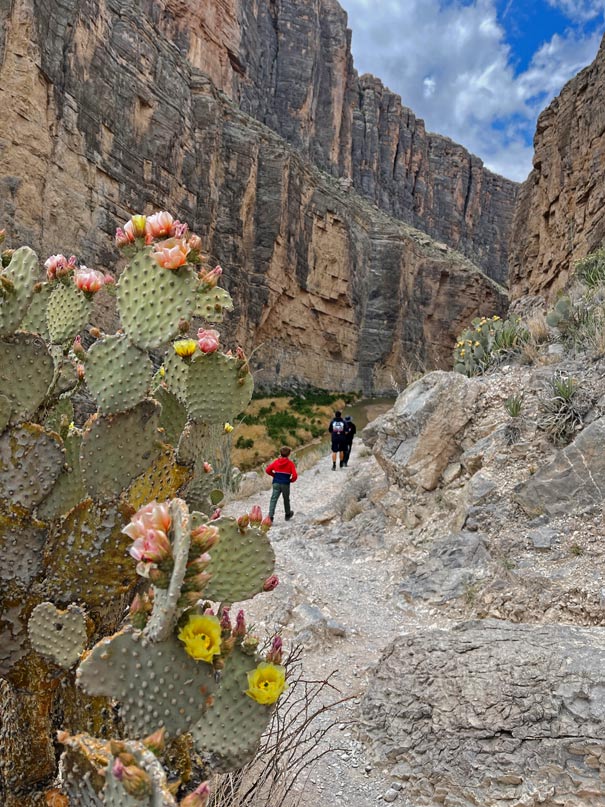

{"left": 222, "top": 442, "right": 439, "bottom": 806}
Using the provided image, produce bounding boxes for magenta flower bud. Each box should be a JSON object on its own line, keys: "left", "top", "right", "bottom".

{"left": 197, "top": 328, "right": 220, "bottom": 354}
{"left": 233, "top": 609, "right": 246, "bottom": 639}
{"left": 260, "top": 515, "right": 273, "bottom": 533}
{"left": 210, "top": 507, "right": 221, "bottom": 520}
{"left": 249, "top": 505, "right": 262, "bottom": 526}
{"left": 263, "top": 575, "right": 279, "bottom": 592}
{"left": 220, "top": 607, "right": 232, "bottom": 632}
{"left": 112, "top": 757, "right": 125, "bottom": 780}
{"left": 266, "top": 634, "right": 284, "bottom": 665}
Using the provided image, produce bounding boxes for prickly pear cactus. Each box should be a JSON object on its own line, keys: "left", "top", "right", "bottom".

{"left": 0, "top": 213, "right": 281, "bottom": 807}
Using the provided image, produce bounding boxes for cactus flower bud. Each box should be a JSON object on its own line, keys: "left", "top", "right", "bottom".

{"left": 265, "top": 635, "right": 284, "bottom": 665}
{"left": 0, "top": 275, "right": 15, "bottom": 294}
{"left": 233, "top": 609, "right": 246, "bottom": 639}
{"left": 76, "top": 364, "right": 86, "bottom": 381}
{"left": 237, "top": 514, "right": 249, "bottom": 532}
{"left": 188, "top": 233, "right": 202, "bottom": 252}
{"left": 260, "top": 515, "right": 273, "bottom": 533}
{"left": 148, "top": 565, "right": 171, "bottom": 588}
{"left": 241, "top": 634, "right": 260, "bottom": 655}
{"left": 190, "top": 523, "right": 219, "bottom": 552}
{"left": 248, "top": 505, "right": 263, "bottom": 526}
{"left": 198, "top": 265, "right": 222, "bottom": 289}
{"left": 180, "top": 781, "right": 211, "bottom": 807}
{"left": 129, "top": 593, "right": 148, "bottom": 629}
{"left": 210, "top": 507, "right": 221, "bottom": 520}
{"left": 178, "top": 317, "right": 190, "bottom": 333}
{"left": 219, "top": 607, "right": 232, "bottom": 632}
{"left": 115, "top": 227, "right": 133, "bottom": 248}
{"left": 89, "top": 326, "right": 101, "bottom": 339}
{"left": 203, "top": 461, "right": 213, "bottom": 474}
{"left": 72, "top": 335, "right": 86, "bottom": 359}
{"left": 263, "top": 575, "right": 279, "bottom": 592}
{"left": 113, "top": 761, "right": 153, "bottom": 798}
{"left": 1, "top": 249, "right": 14, "bottom": 267}
{"left": 142, "top": 726, "right": 166, "bottom": 756}
{"left": 171, "top": 219, "right": 189, "bottom": 238}
{"left": 197, "top": 328, "right": 220, "bottom": 354}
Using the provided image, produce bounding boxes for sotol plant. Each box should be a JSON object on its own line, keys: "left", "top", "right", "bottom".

{"left": 0, "top": 214, "right": 286, "bottom": 806}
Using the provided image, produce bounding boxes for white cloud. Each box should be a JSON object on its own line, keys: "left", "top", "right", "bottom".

{"left": 340, "top": 0, "right": 603, "bottom": 181}
{"left": 546, "top": 0, "right": 605, "bottom": 22}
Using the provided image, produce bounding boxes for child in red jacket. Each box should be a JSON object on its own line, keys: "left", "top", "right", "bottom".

{"left": 265, "top": 446, "right": 298, "bottom": 522}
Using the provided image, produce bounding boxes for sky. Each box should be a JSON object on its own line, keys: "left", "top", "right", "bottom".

{"left": 339, "top": 0, "right": 605, "bottom": 181}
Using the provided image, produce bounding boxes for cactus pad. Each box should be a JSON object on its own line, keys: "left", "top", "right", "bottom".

{"left": 42, "top": 499, "right": 137, "bottom": 607}
{"left": 47, "top": 281, "right": 91, "bottom": 344}
{"left": 202, "top": 517, "right": 275, "bottom": 603}
{"left": 182, "top": 464, "right": 222, "bottom": 513}
{"left": 154, "top": 385, "right": 187, "bottom": 445}
{"left": 185, "top": 352, "right": 254, "bottom": 424}
{"left": 0, "top": 333, "right": 55, "bottom": 424}
{"left": 80, "top": 400, "right": 163, "bottom": 501}
{"left": 28, "top": 602, "right": 88, "bottom": 668}
{"left": 176, "top": 421, "right": 208, "bottom": 466}
{"left": 37, "top": 430, "right": 86, "bottom": 522}
{"left": 77, "top": 628, "right": 218, "bottom": 738}
{"left": 19, "top": 281, "right": 51, "bottom": 338}
{"left": 117, "top": 249, "right": 198, "bottom": 349}
{"left": 162, "top": 350, "right": 189, "bottom": 407}
{"left": 86, "top": 334, "right": 152, "bottom": 414}
{"left": 58, "top": 732, "right": 109, "bottom": 807}
{"left": 191, "top": 646, "right": 271, "bottom": 771}
{"left": 104, "top": 745, "right": 177, "bottom": 806}
{"left": 127, "top": 447, "right": 191, "bottom": 511}
{"left": 0, "top": 246, "right": 38, "bottom": 336}
{"left": 43, "top": 396, "right": 74, "bottom": 436}
{"left": 0, "top": 393, "right": 11, "bottom": 435}
{"left": 0, "top": 423, "right": 64, "bottom": 511}
{"left": 195, "top": 286, "right": 234, "bottom": 322}
{"left": 0, "top": 511, "right": 46, "bottom": 590}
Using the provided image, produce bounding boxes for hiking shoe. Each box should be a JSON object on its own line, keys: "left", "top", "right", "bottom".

{"left": 332, "top": 462, "right": 336, "bottom": 470}
{"left": 285, "top": 511, "right": 294, "bottom": 521}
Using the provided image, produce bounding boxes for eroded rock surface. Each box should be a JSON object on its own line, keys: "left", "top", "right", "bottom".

{"left": 361, "top": 620, "right": 605, "bottom": 807}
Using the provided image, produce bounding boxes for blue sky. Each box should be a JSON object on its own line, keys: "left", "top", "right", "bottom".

{"left": 339, "top": 0, "right": 605, "bottom": 181}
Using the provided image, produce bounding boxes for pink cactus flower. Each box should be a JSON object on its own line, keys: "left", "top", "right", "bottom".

{"left": 44, "top": 254, "right": 70, "bottom": 281}
{"left": 145, "top": 211, "right": 174, "bottom": 239}
{"left": 197, "top": 328, "right": 220, "bottom": 354}
{"left": 112, "top": 758, "right": 126, "bottom": 780}
{"left": 263, "top": 575, "right": 279, "bottom": 592}
{"left": 188, "top": 233, "right": 202, "bottom": 252}
{"left": 127, "top": 501, "right": 172, "bottom": 535}
{"left": 190, "top": 523, "right": 219, "bottom": 552}
{"left": 115, "top": 227, "right": 133, "bottom": 248}
{"left": 171, "top": 219, "right": 189, "bottom": 238}
{"left": 151, "top": 237, "right": 190, "bottom": 270}
{"left": 129, "top": 529, "right": 172, "bottom": 564}
{"left": 73, "top": 267, "right": 107, "bottom": 293}
{"left": 104, "top": 272, "right": 115, "bottom": 285}
{"left": 199, "top": 265, "right": 222, "bottom": 288}
{"left": 210, "top": 507, "right": 221, "bottom": 520}
{"left": 180, "top": 781, "right": 211, "bottom": 807}
{"left": 249, "top": 505, "right": 263, "bottom": 525}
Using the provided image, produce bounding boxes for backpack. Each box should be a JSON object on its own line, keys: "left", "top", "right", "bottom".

{"left": 332, "top": 419, "right": 344, "bottom": 434}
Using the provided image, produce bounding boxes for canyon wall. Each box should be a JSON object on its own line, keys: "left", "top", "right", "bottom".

{"left": 0, "top": 0, "right": 509, "bottom": 392}
{"left": 510, "top": 36, "right": 605, "bottom": 300}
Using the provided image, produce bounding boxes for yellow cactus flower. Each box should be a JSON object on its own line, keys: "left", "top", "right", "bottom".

{"left": 159, "top": 366, "right": 166, "bottom": 377}
{"left": 245, "top": 662, "right": 287, "bottom": 705}
{"left": 460, "top": 349, "right": 465, "bottom": 356}
{"left": 173, "top": 339, "right": 197, "bottom": 358}
{"left": 178, "top": 614, "right": 222, "bottom": 663}
{"left": 224, "top": 422, "right": 234, "bottom": 433}
{"left": 493, "top": 315, "right": 500, "bottom": 321}
{"left": 474, "top": 341, "right": 480, "bottom": 347}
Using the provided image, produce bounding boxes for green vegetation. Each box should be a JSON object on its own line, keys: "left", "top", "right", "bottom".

{"left": 453, "top": 315, "right": 530, "bottom": 376}
{"left": 575, "top": 247, "right": 605, "bottom": 288}
{"left": 537, "top": 372, "right": 584, "bottom": 445}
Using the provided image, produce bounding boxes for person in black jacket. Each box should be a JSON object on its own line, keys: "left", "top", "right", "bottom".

{"left": 343, "top": 415, "right": 357, "bottom": 467}
{"left": 328, "top": 410, "right": 346, "bottom": 470}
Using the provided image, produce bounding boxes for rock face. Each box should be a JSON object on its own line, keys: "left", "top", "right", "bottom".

{"left": 361, "top": 620, "right": 605, "bottom": 807}
{"left": 0, "top": 0, "right": 510, "bottom": 393}
{"left": 362, "top": 371, "right": 481, "bottom": 489}
{"left": 510, "top": 35, "right": 605, "bottom": 301}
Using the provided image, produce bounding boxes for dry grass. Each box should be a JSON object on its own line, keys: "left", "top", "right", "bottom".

{"left": 525, "top": 311, "right": 550, "bottom": 344}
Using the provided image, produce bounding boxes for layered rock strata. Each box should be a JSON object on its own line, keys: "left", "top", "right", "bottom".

{"left": 510, "top": 35, "right": 605, "bottom": 300}
{"left": 0, "top": 0, "right": 507, "bottom": 393}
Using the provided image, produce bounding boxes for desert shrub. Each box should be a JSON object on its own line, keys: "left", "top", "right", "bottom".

{"left": 575, "top": 247, "right": 605, "bottom": 288}
{"left": 265, "top": 411, "right": 300, "bottom": 438}
{"left": 236, "top": 435, "right": 255, "bottom": 449}
{"left": 537, "top": 372, "right": 584, "bottom": 445}
{"left": 505, "top": 394, "right": 523, "bottom": 418}
{"left": 453, "top": 315, "right": 530, "bottom": 376}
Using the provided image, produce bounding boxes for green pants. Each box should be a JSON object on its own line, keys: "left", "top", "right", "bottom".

{"left": 269, "top": 483, "right": 291, "bottom": 518}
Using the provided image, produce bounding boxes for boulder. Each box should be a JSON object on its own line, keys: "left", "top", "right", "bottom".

{"left": 399, "top": 532, "right": 491, "bottom": 604}
{"left": 361, "top": 620, "right": 605, "bottom": 806}
{"left": 514, "top": 417, "right": 605, "bottom": 516}
{"left": 363, "top": 371, "right": 480, "bottom": 491}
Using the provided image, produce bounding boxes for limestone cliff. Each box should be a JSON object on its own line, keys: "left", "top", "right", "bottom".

{"left": 510, "top": 35, "right": 605, "bottom": 301}
{"left": 0, "top": 0, "right": 509, "bottom": 393}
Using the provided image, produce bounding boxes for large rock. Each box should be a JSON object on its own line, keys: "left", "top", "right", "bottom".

{"left": 510, "top": 34, "right": 605, "bottom": 301}
{"left": 514, "top": 417, "right": 605, "bottom": 516}
{"left": 0, "top": 0, "right": 508, "bottom": 394}
{"left": 363, "top": 371, "right": 480, "bottom": 489}
{"left": 361, "top": 620, "right": 605, "bottom": 806}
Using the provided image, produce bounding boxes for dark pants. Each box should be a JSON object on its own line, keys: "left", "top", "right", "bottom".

{"left": 344, "top": 440, "right": 353, "bottom": 464}
{"left": 269, "top": 483, "right": 291, "bottom": 518}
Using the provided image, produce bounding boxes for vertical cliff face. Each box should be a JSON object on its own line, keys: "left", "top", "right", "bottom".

{"left": 235, "top": 0, "right": 517, "bottom": 284}
{"left": 0, "top": 0, "right": 508, "bottom": 394}
{"left": 510, "top": 36, "right": 605, "bottom": 300}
